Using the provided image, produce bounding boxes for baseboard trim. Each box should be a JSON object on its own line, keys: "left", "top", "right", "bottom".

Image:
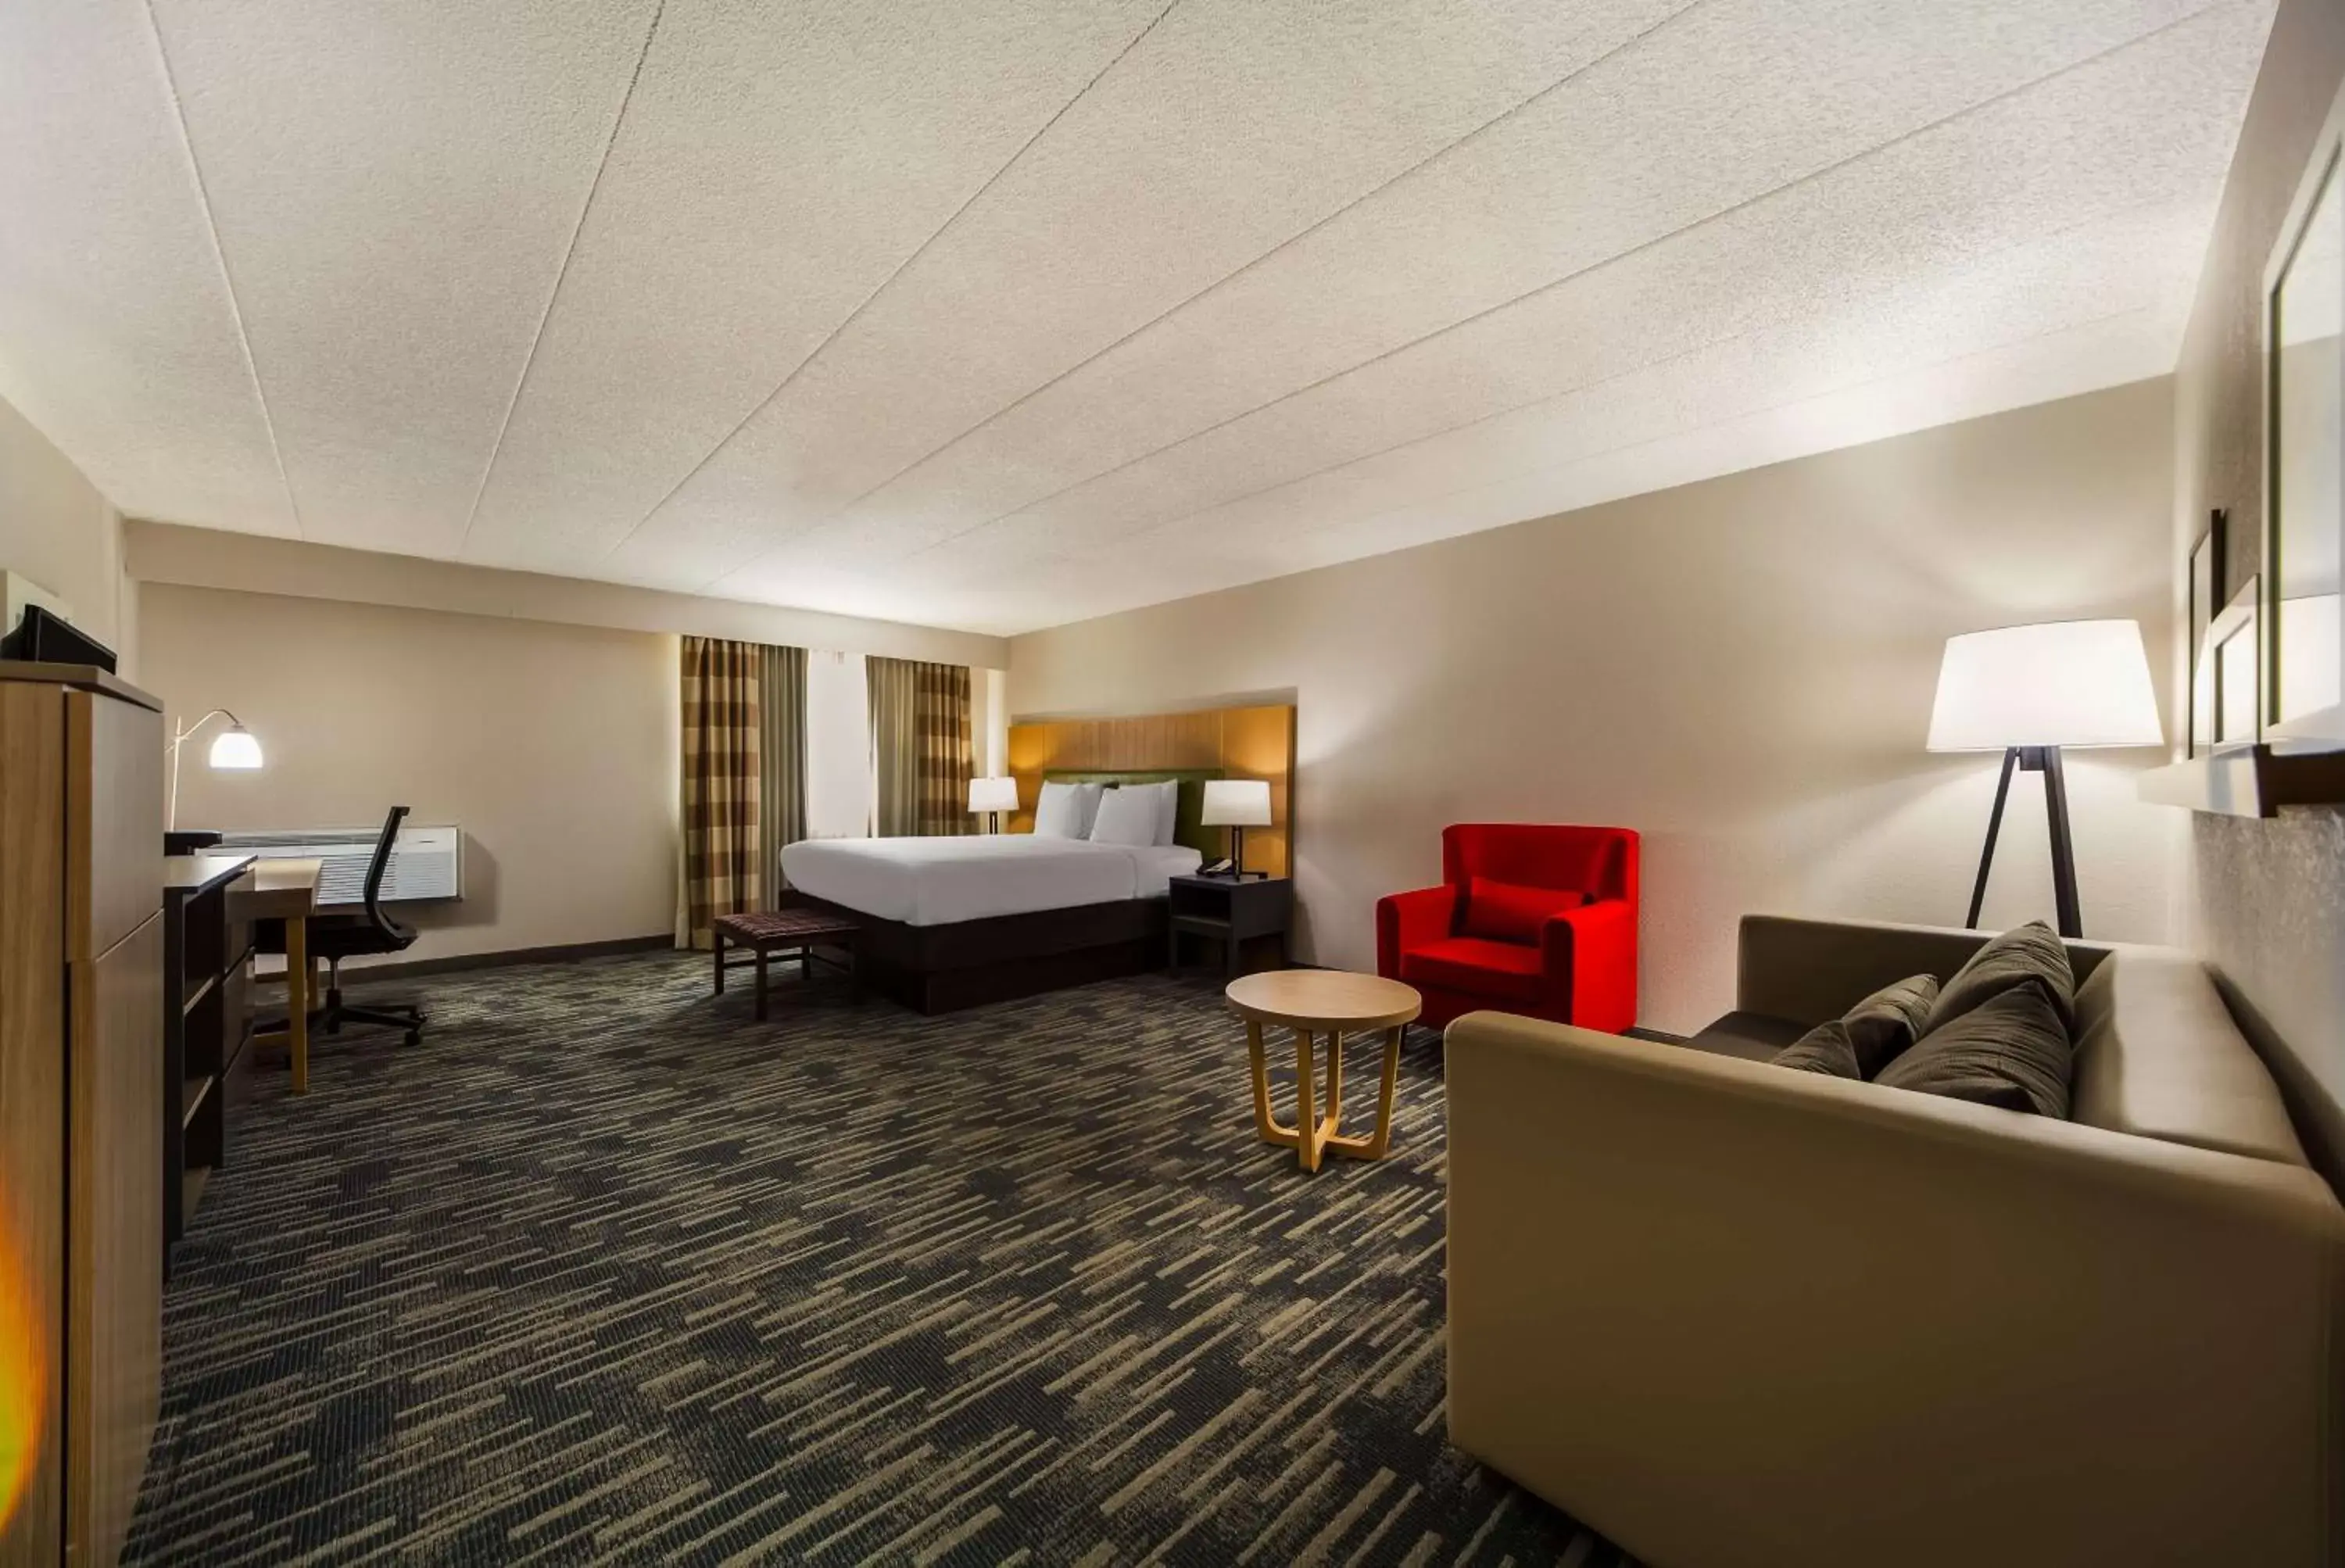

{"left": 331, "top": 934, "right": 673, "bottom": 984}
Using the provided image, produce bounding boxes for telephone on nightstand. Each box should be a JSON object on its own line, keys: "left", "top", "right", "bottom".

{"left": 1201, "top": 857, "right": 1235, "bottom": 876}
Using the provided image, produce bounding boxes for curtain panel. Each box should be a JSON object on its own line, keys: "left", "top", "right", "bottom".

{"left": 913, "top": 662, "right": 972, "bottom": 836}
{"left": 867, "top": 656, "right": 973, "bottom": 836}
{"left": 680, "top": 636, "right": 762, "bottom": 948}
{"left": 867, "top": 656, "right": 921, "bottom": 838}
{"left": 759, "top": 643, "right": 807, "bottom": 904}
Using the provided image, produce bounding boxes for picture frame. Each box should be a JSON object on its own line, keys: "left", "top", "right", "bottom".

{"left": 2207, "top": 575, "right": 2261, "bottom": 750}
{"left": 2261, "top": 74, "right": 2345, "bottom": 748}
{"left": 2188, "top": 509, "right": 2225, "bottom": 756}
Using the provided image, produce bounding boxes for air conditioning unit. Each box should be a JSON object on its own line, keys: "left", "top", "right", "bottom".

{"left": 213, "top": 824, "right": 462, "bottom": 906}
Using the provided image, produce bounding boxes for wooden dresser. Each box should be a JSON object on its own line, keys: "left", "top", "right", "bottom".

{"left": 0, "top": 664, "right": 164, "bottom": 1568}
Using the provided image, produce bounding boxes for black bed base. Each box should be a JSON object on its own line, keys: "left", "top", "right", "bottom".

{"left": 786, "top": 894, "right": 1169, "bottom": 1014}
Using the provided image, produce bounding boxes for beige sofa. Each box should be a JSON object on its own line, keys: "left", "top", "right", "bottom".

{"left": 1445, "top": 915, "right": 2345, "bottom": 1568}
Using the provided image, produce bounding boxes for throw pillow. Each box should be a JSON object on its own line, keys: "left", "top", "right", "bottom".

{"left": 1844, "top": 973, "right": 1941, "bottom": 1077}
{"left": 1087, "top": 785, "right": 1160, "bottom": 846}
{"left": 1459, "top": 877, "right": 1586, "bottom": 944}
{"left": 1770, "top": 1019, "right": 1862, "bottom": 1079}
{"left": 1925, "top": 919, "right": 2076, "bottom": 1033}
{"left": 1877, "top": 983, "right": 2073, "bottom": 1117}
{"left": 1034, "top": 780, "right": 1104, "bottom": 839}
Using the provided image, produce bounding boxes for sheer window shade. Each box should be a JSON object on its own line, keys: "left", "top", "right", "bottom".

{"left": 805, "top": 650, "right": 873, "bottom": 840}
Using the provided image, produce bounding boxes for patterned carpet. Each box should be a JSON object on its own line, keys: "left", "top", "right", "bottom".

{"left": 127, "top": 951, "right": 1631, "bottom": 1566}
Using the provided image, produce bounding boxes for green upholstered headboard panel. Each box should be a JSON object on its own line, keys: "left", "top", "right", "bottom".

{"left": 1042, "top": 768, "right": 1225, "bottom": 857}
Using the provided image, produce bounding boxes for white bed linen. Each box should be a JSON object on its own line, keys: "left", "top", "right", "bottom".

{"left": 780, "top": 835, "right": 1201, "bottom": 926}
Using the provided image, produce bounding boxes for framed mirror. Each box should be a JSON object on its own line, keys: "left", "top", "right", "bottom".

{"left": 2264, "top": 81, "right": 2345, "bottom": 746}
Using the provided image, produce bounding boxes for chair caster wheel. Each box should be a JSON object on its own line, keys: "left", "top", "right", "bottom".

{"left": 403, "top": 1030, "right": 421, "bottom": 1047}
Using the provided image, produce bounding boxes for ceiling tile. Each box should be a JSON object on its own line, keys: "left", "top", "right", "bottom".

{"left": 0, "top": 0, "right": 291, "bottom": 534}
{"left": 700, "top": 0, "right": 2225, "bottom": 587}
{"left": 460, "top": 0, "right": 1171, "bottom": 577}
{"left": 144, "top": 0, "right": 660, "bottom": 556}
{"left": 899, "top": 2, "right": 2260, "bottom": 579}
{"left": 607, "top": 0, "right": 1693, "bottom": 588}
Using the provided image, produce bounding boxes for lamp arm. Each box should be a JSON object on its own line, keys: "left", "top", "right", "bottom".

{"left": 166, "top": 708, "right": 244, "bottom": 833}
{"left": 167, "top": 707, "right": 242, "bottom": 750}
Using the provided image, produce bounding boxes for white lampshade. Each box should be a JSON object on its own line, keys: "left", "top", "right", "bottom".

{"left": 207, "top": 725, "right": 263, "bottom": 769}
{"left": 1927, "top": 620, "right": 2164, "bottom": 752}
{"left": 1200, "top": 778, "right": 1272, "bottom": 827}
{"left": 968, "top": 776, "right": 1019, "bottom": 814}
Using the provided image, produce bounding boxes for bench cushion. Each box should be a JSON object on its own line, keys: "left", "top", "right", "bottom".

{"left": 714, "top": 908, "right": 859, "bottom": 945}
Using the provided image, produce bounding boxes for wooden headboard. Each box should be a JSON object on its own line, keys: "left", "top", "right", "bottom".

{"left": 1008, "top": 703, "right": 1295, "bottom": 876}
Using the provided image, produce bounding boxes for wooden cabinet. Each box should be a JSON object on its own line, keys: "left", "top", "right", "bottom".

{"left": 0, "top": 665, "right": 163, "bottom": 1568}
{"left": 163, "top": 855, "right": 257, "bottom": 1254}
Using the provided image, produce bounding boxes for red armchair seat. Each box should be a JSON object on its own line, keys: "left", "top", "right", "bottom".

{"left": 1377, "top": 823, "right": 1639, "bottom": 1033}
{"left": 1400, "top": 936, "right": 1543, "bottom": 1004}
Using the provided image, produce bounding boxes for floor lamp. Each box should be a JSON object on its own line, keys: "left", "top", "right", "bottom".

{"left": 1927, "top": 620, "right": 2163, "bottom": 939}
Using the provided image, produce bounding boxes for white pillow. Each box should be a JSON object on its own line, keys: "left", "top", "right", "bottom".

{"left": 1034, "top": 780, "right": 1103, "bottom": 839}
{"left": 1147, "top": 779, "right": 1180, "bottom": 846}
{"left": 1088, "top": 785, "right": 1160, "bottom": 846}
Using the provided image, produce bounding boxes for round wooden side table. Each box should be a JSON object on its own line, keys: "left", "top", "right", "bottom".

{"left": 1225, "top": 970, "right": 1422, "bottom": 1172}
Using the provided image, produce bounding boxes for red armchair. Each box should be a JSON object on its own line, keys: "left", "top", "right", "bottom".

{"left": 1376, "top": 824, "right": 1638, "bottom": 1033}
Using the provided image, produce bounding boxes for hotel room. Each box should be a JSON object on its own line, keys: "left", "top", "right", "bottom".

{"left": 2, "top": 2, "right": 2342, "bottom": 1564}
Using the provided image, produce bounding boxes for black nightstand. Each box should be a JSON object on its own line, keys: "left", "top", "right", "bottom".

{"left": 1167, "top": 875, "right": 1292, "bottom": 979}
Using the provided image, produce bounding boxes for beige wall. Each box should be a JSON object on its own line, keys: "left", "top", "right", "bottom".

{"left": 0, "top": 392, "right": 136, "bottom": 675}
{"left": 1010, "top": 380, "right": 2179, "bottom": 1035}
{"left": 127, "top": 521, "right": 1007, "bottom": 670}
{"left": 141, "top": 582, "right": 678, "bottom": 967}
{"left": 2171, "top": 0, "right": 2345, "bottom": 1179}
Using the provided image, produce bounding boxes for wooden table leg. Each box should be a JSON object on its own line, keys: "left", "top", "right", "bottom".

{"left": 1248, "top": 1018, "right": 1295, "bottom": 1147}
{"left": 713, "top": 929, "right": 725, "bottom": 994}
{"left": 1294, "top": 1028, "right": 1323, "bottom": 1172}
{"left": 1319, "top": 1025, "right": 1403, "bottom": 1162}
{"left": 287, "top": 915, "right": 309, "bottom": 1095}
{"left": 754, "top": 943, "right": 768, "bottom": 1022}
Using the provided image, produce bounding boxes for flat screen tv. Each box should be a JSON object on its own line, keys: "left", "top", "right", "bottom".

{"left": 0, "top": 602, "right": 116, "bottom": 671}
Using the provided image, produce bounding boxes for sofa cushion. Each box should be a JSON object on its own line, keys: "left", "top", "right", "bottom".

{"left": 1845, "top": 973, "right": 1940, "bottom": 1077}
{"left": 1682, "top": 1010, "right": 1810, "bottom": 1062}
{"left": 1925, "top": 919, "right": 2075, "bottom": 1034}
{"left": 1878, "top": 982, "right": 2071, "bottom": 1116}
{"left": 1459, "top": 877, "right": 1586, "bottom": 945}
{"left": 1770, "top": 1019, "right": 1862, "bottom": 1078}
{"left": 1401, "top": 936, "right": 1542, "bottom": 1003}
{"left": 2070, "top": 947, "right": 2308, "bottom": 1165}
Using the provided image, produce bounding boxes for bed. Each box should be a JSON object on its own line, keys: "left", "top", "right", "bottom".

{"left": 778, "top": 768, "right": 1218, "bottom": 1013}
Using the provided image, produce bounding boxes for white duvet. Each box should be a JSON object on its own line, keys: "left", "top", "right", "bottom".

{"left": 779, "top": 834, "right": 1202, "bottom": 926}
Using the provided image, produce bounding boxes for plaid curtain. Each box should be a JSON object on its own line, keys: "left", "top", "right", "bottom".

{"left": 914, "top": 662, "right": 972, "bottom": 836}
{"left": 760, "top": 644, "right": 807, "bottom": 904}
{"left": 868, "top": 657, "right": 972, "bottom": 836}
{"left": 681, "top": 636, "right": 762, "bottom": 947}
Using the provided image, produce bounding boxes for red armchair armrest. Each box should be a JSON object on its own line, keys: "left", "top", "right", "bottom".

{"left": 1538, "top": 897, "right": 1638, "bottom": 1034}
{"left": 1377, "top": 884, "right": 1459, "bottom": 979}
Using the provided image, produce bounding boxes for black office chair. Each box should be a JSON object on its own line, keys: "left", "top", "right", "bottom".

{"left": 255, "top": 805, "right": 426, "bottom": 1047}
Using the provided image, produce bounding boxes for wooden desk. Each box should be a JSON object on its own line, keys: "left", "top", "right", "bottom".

{"left": 229, "top": 859, "right": 321, "bottom": 1094}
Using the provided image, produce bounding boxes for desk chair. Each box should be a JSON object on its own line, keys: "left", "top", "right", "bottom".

{"left": 256, "top": 805, "right": 427, "bottom": 1048}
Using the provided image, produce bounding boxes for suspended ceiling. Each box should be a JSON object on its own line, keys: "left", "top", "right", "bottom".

{"left": 0, "top": 0, "right": 2275, "bottom": 635}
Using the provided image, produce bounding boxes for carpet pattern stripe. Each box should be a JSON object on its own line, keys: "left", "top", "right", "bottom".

{"left": 127, "top": 952, "right": 1626, "bottom": 1566}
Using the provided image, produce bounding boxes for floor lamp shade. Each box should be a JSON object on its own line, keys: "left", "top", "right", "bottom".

{"left": 1927, "top": 620, "right": 2163, "bottom": 752}
{"left": 1928, "top": 620, "right": 2162, "bottom": 940}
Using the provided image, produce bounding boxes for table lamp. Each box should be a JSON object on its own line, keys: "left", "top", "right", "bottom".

{"left": 1927, "top": 619, "right": 2162, "bottom": 937}
{"left": 968, "top": 776, "right": 1019, "bottom": 834}
{"left": 1201, "top": 779, "right": 1273, "bottom": 879}
{"left": 167, "top": 707, "right": 264, "bottom": 831}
